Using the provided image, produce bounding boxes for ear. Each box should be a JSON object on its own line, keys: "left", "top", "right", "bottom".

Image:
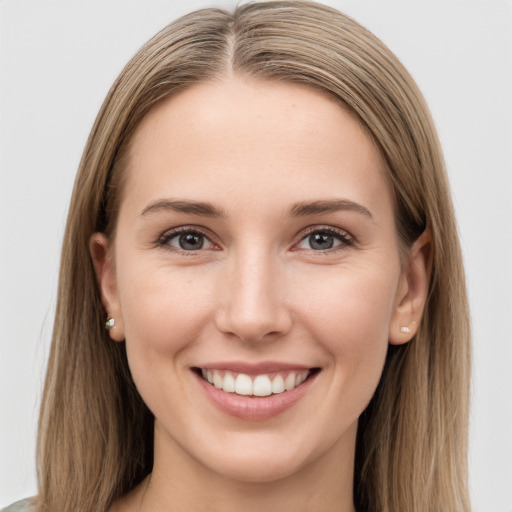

{"left": 388, "top": 230, "right": 432, "bottom": 345}
{"left": 89, "top": 233, "right": 125, "bottom": 342}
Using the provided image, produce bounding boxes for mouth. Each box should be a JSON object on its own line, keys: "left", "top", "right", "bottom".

{"left": 193, "top": 367, "right": 321, "bottom": 397}
{"left": 193, "top": 365, "right": 321, "bottom": 420}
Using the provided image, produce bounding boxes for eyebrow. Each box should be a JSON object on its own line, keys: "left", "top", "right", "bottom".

{"left": 140, "top": 198, "right": 373, "bottom": 220}
{"left": 289, "top": 199, "right": 373, "bottom": 219}
{"left": 140, "top": 199, "right": 227, "bottom": 218}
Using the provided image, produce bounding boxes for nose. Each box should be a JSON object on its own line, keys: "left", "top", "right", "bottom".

{"left": 215, "top": 249, "right": 292, "bottom": 343}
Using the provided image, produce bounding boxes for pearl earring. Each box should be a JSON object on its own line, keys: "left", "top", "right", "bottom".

{"left": 400, "top": 320, "right": 417, "bottom": 334}
{"left": 105, "top": 318, "right": 115, "bottom": 330}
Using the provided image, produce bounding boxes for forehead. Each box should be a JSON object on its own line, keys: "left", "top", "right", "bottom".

{"left": 121, "top": 77, "right": 392, "bottom": 219}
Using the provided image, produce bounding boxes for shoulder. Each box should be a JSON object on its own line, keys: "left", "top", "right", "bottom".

{"left": 1, "top": 498, "right": 34, "bottom": 512}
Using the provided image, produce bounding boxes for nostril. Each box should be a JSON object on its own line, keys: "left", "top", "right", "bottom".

{"left": 214, "top": 270, "right": 292, "bottom": 342}
{"left": 215, "top": 310, "right": 293, "bottom": 344}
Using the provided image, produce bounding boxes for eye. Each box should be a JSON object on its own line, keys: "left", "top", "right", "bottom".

{"left": 296, "top": 228, "right": 353, "bottom": 251}
{"left": 160, "top": 229, "right": 215, "bottom": 252}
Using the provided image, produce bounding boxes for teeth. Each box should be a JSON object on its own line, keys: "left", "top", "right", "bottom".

{"left": 200, "top": 369, "right": 311, "bottom": 396}
{"left": 295, "top": 370, "right": 308, "bottom": 386}
{"left": 213, "top": 371, "right": 223, "bottom": 389}
{"left": 253, "top": 375, "right": 272, "bottom": 396}
{"left": 222, "top": 372, "right": 235, "bottom": 393}
{"left": 271, "top": 374, "right": 285, "bottom": 394}
{"left": 284, "top": 373, "right": 296, "bottom": 391}
{"left": 235, "top": 374, "right": 253, "bottom": 395}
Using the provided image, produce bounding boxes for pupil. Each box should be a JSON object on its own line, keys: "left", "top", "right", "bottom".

{"left": 310, "top": 233, "right": 333, "bottom": 250}
{"left": 179, "top": 233, "right": 203, "bottom": 250}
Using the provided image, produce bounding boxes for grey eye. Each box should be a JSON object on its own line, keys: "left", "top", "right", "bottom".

{"left": 296, "top": 229, "right": 351, "bottom": 251}
{"left": 167, "top": 231, "right": 213, "bottom": 251}
{"left": 308, "top": 232, "right": 335, "bottom": 250}
{"left": 179, "top": 233, "right": 204, "bottom": 250}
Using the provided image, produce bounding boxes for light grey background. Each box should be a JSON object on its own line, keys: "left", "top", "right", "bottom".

{"left": 1, "top": 1, "right": 511, "bottom": 510}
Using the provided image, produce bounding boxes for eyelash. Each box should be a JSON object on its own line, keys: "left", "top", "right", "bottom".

{"left": 156, "top": 227, "right": 218, "bottom": 255}
{"left": 156, "top": 225, "right": 355, "bottom": 254}
{"left": 297, "top": 226, "right": 355, "bottom": 253}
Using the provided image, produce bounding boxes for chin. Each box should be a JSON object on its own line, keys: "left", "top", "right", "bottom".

{"left": 205, "top": 449, "right": 312, "bottom": 484}
{"left": 187, "top": 423, "right": 350, "bottom": 485}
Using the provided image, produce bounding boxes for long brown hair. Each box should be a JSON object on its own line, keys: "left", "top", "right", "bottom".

{"left": 36, "top": 2, "right": 471, "bottom": 511}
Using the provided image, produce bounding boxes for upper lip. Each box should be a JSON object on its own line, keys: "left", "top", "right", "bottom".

{"left": 194, "top": 361, "right": 316, "bottom": 375}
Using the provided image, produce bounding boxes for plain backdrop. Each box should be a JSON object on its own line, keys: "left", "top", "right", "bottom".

{"left": 1, "top": 1, "right": 511, "bottom": 510}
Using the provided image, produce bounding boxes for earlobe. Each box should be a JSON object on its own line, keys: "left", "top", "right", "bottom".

{"left": 389, "top": 230, "right": 432, "bottom": 345}
{"left": 89, "top": 233, "right": 125, "bottom": 341}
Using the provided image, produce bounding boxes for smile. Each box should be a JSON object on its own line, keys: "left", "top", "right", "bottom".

{"left": 193, "top": 364, "right": 320, "bottom": 420}
{"left": 200, "top": 369, "right": 311, "bottom": 396}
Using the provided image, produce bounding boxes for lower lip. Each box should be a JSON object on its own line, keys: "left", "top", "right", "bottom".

{"left": 195, "top": 371, "right": 318, "bottom": 421}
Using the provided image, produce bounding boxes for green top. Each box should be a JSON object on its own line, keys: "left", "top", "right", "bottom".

{"left": 1, "top": 499, "right": 33, "bottom": 512}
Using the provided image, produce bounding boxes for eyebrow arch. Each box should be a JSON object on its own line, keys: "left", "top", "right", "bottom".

{"left": 289, "top": 199, "right": 373, "bottom": 219}
{"left": 140, "top": 199, "right": 227, "bottom": 218}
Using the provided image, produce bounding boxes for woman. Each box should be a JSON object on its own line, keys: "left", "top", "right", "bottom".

{"left": 3, "top": 1, "right": 471, "bottom": 511}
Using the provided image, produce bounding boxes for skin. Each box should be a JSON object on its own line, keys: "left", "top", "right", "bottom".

{"left": 91, "top": 77, "right": 430, "bottom": 512}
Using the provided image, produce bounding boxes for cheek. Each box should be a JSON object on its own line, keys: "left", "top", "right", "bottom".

{"left": 119, "top": 262, "right": 211, "bottom": 349}
{"left": 295, "top": 264, "right": 399, "bottom": 394}
{"left": 115, "top": 260, "right": 214, "bottom": 407}
{"left": 299, "top": 262, "right": 398, "bottom": 341}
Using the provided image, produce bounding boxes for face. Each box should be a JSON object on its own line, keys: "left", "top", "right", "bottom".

{"left": 93, "top": 77, "right": 426, "bottom": 485}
